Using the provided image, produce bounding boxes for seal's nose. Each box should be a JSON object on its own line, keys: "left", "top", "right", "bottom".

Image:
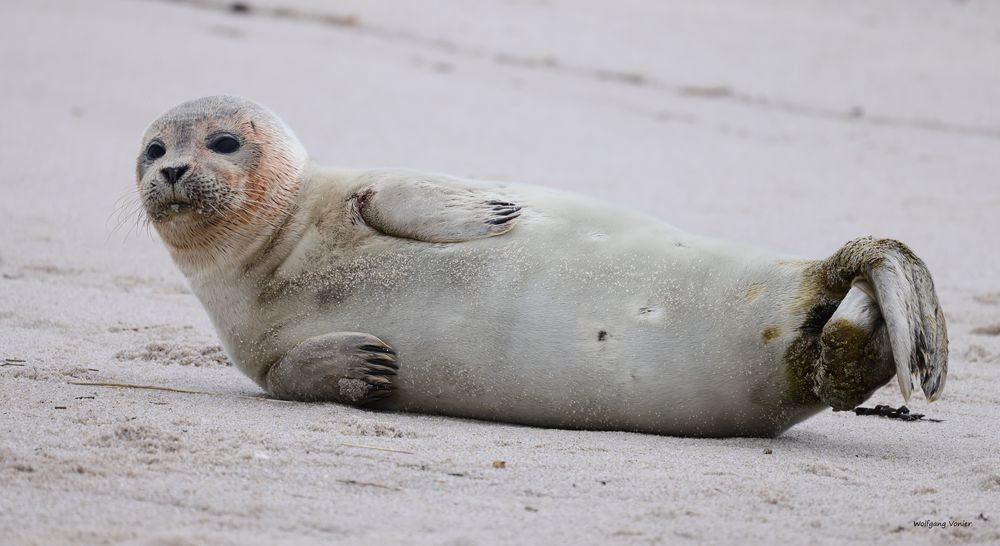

{"left": 161, "top": 165, "right": 189, "bottom": 185}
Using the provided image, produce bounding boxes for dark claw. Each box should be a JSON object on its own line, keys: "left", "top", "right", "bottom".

{"left": 492, "top": 206, "right": 521, "bottom": 216}
{"left": 486, "top": 212, "right": 521, "bottom": 225}
{"left": 364, "top": 353, "right": 399, "bottom": 367}
{"left": 365, "top": 353, "right": 398, "bottom": 365}
{"left": 360, "top": 344, "right": 396, "bottom": 355}
{"left": 365, "top": 363, "right": 398, "bottom": 376}
{"left": 486, "top": 200, "right": 516, "bottom": 207}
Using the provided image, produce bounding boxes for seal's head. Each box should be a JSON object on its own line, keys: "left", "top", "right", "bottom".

{"left": 136, "top": 95, "right": 307, "bottom": 254}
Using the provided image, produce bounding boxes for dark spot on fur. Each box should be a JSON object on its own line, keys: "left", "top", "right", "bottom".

{"left": 597, "top": 330, "right": 608, "bottom": 341}
{"left": 762, "top": 326, "right": 782, "bottom": 343}
{"left": 801, "top": 299, "right": 840, "bottom": 335}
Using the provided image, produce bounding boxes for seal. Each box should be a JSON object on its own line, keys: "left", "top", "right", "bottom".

{"left": 136, "top": 95, "right": 948, "bottom": 437}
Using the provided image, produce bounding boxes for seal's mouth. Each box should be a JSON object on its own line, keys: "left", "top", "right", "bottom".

{"left": 146, "top": 199, "right": 202, "bottom": 222}
{"left": 139, "top": 177, "right": 238, "bottom": 224}
{"left": 165, "top": 201, "right": 195, "bottom": 213}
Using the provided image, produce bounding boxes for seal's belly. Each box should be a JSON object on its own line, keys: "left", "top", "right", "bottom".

{"left": 265, "top": 217, "right": 808, "bottom": 436}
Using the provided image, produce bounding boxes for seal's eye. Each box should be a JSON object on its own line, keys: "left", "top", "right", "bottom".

{"left": 146, "top": 142, "right": 166, "bottom": 160}
{"left": 208, "top": 134, "right": 241, "bottom": 154}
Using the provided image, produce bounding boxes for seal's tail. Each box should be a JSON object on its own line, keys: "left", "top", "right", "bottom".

{"left": 821, "top": 237, "right": 948, "bottom": 403}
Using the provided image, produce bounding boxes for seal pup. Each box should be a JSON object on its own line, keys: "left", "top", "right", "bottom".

{"left": 135, "top": 95, "right": 947, "bottom": 437}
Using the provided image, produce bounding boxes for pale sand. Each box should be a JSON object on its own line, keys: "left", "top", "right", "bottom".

{"left": 1, "top": 0, "right": 999, "bottom": 544}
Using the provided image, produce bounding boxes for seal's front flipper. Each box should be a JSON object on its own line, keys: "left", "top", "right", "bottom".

{"left": 351, "top": 170, "right": 521, "bottom": 243}
{"left": 265, "top": 332, "right": 398, "bottom": 404}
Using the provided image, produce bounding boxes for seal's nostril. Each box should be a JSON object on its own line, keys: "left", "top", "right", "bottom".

{"left": 161, "top": 165, "right": 189, "bottom": 184}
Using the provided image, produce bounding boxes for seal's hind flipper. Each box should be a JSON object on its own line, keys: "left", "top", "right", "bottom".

{"left": 815, "top": 283, "right": 895, "bottom": 410}
{"left": 350, "top": 170, "right": 521, "bottom": 243}
{"left": 822, "top": 237, "right": 948, "bottom": 402}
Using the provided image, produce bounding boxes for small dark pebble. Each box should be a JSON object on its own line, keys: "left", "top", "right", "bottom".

{"left": 853, "top": 404, "right": 943, "bottom": 422}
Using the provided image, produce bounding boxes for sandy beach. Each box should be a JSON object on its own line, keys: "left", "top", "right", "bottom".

{"left": 2, "top": 0, "right": 999, "bottom": 544}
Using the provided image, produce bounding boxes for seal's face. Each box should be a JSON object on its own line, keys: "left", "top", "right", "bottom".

{"left": 136, "top": 96, "right": 307, "bottom": 251}
{"left": 137, "top": 122, "right": 250, "bottom": 221}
